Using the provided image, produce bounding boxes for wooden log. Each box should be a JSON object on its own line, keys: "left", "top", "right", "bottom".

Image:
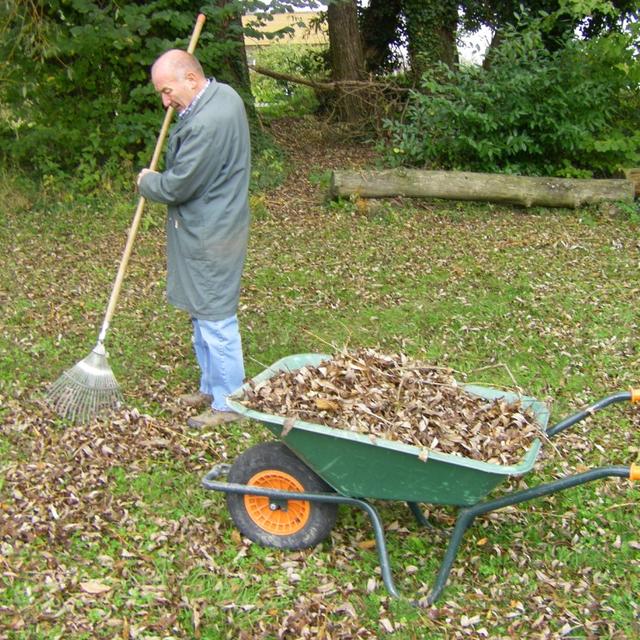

{"left": 330, "top": 169, "right": 635, "bottom": 208}
{"left": 623, "top": 168, "right": 640, "bottom": 197}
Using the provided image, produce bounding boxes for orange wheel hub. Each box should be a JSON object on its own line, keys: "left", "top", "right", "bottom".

{"left": 245, "top": 470, "right": 311, "bottom": 535}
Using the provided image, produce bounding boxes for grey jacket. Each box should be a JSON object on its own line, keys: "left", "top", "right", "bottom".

{"left": 139, "top": 79, "right": 250, "bottom": 321}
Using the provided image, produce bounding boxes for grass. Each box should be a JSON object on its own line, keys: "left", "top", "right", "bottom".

{"left": 1, "top": 132, "right": 639, "bottom": 638}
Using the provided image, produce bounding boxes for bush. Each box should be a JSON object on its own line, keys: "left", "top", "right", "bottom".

{"left": 250, "top": 44, "right": 328, "bottom": 117}
{"left": 0, "top": 0, "right": 254, "bottom": 180}
{"left": 382, "top": 14, "right": 640, "bottom": 177}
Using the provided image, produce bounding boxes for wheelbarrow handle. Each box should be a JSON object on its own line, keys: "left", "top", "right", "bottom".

{"left": 203, "top": 464, "right": 231, "bottom": 483}
{"left": 546, "top": 389, "right": 638, "bottom": 437}
{"left": 425, "top": 464, "right": 637, "bottom": 606}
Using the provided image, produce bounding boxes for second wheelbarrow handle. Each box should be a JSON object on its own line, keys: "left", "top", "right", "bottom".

{"left": 425, "top": 463, "right": 639, "bottom": 605}
{"left": 545, "top": 388, "right": 640, "bottom": 437}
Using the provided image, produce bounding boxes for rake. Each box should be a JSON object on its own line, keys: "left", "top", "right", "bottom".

{"left": 46, "top": 13, "right": 206, "bottom": 424}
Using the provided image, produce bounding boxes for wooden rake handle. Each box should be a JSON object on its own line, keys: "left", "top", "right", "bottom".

{"left": 97, "top": 13, "right": 206, "bottom": 344}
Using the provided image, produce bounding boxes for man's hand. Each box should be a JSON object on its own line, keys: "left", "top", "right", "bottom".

{"left": 137, "top": 168, "right": 158, "bottom": 186}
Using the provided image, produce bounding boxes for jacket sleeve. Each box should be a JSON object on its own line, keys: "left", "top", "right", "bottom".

{"left": 139, "top": 121, "right": 227, "bottom": 205}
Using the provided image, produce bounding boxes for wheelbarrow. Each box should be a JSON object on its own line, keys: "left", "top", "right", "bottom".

{"left": 202, "top": 353, "right": 640, "bottom": 604}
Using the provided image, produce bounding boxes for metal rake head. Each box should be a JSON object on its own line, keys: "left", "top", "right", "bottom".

{"left": 46, "top": 344, "right": 123, "bottom": 424}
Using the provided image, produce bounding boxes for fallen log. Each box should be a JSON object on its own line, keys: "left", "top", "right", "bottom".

{"left": 623, "top": 168, "right": 640, "bottom": 197}
{"left": 330, "top": 169, "right": 635, "bottom": 208}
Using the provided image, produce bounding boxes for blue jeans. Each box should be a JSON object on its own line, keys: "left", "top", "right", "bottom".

{"left": 192, "top": 315, "right": 245, "bottom": 411}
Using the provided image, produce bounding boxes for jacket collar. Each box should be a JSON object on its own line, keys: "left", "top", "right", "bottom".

{"left": 178, "top": 78, "right": 217, "bottom": 121}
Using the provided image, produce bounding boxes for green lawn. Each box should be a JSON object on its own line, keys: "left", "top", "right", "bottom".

{"left": 1, "top": 128, "right": 639, "bottom": 638}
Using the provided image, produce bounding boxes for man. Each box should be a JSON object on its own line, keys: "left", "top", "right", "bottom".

{"left": 137, "top": 49, "right": 250, "bottom": 428}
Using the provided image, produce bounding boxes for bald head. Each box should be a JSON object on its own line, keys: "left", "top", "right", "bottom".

{"left": 152, "top": 49, "right": 205, "bottom": 82}
{"left": 151, "top": 49, "right": 207, "bottom": 112}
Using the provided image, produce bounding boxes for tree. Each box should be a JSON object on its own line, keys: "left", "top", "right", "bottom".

{"left": 461, "top": 0, "right": 640, "bottom": 66}
{"left": 211, "top": 0, "right": 256, "bottom": 117}
{"left": 403, "top": 0, "right": 459, "bottom": 78}
{"left": 326, "top": 0, "right": 366, "bottom": 121}
{"left": 359, "top": 0, "right": 403, "bottom": 74}
{"left": 382, "top": 8, "right": 640, "bottom": 178}
{"left": 358, "top": 0, "right": 461, "bottom": 78}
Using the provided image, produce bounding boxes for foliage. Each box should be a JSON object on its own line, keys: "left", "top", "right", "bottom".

{"left": 462, "top": 0, "right": 639, "bottom": 42}
{"left": 3, "top": 1, "right": 637, "bottom": 184}
{"left": 250, "top": 44, "right": 328, "bottom": 117}
{"left": 0, "top": 0, "right": 263, "bottom": 182}
{"left": 357, "top": 0, "right": 404, "bottom": 74}
{"left": 403, "top": 0, "right": 459, "bottom": 73}
{"left": 250, "top": 145, "right": 289, "bottom": 191}
{"left": 382, "top": 9, "right": 640, "bottom": 177}
{"left": 242, "top": 0, "right": 322, "bottom": 42}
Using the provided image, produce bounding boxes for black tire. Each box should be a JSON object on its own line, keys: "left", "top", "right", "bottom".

{"left": 226, "top": 441, "right": 338, "bottom": 550}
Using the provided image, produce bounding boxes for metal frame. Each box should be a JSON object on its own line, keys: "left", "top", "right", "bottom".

{"left": 202, "top": 391, "right": 637, "bottom": 604}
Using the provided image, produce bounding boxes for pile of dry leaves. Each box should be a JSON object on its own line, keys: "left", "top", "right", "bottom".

{"left": 240, "top": 349, "right": 543, "bottom": 465}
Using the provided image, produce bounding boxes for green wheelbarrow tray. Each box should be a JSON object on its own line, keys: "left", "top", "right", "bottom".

{"left": 227, "top": 353, "right": 550, "bottom": 506}
{"left": 205, "top": 353, "right": 639, "bottom": 604}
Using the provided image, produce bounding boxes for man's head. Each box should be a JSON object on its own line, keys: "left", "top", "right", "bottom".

{"left": 151, "top": 49, "right": 206, "bottom": 112}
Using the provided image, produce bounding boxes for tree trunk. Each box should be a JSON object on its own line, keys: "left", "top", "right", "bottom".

{"left": 327, "top": 0, "right": 366, "bottom": 122}
{"left": 404, "top": 0, "right": 459, "bottom": 80}
{"left": 213, "top": 0, "right": 255, "bottom": 118}
{"left": 482, "top": 29, "right": 503, "bottom": 70}
{"left": 360, "top": 0, "right": 403, "bottom": 74}
{"left": 330, "top": 169, "right": 635, "bottom": 208}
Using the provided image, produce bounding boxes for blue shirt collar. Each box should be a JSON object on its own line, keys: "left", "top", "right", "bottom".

{"left": 178, "top": 78, "right": 211, "bottom": 119}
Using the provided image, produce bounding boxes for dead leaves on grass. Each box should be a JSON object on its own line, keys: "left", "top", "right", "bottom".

{"left": 1, "top": 407, "right": 203, "bottom": 546}
{"left": 0, "top": 399, "right": 228, "bottom": 637}
{"left": 2, "top": 118, "right": 639, "bottom": 638}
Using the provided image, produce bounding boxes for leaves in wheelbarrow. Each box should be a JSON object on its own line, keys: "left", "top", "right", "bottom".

{"left": 240, "top": 348, "right": 542, "bottom": 465}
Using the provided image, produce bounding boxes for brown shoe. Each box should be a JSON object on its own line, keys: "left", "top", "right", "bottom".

{"left": 187, "top": 408, "right": 239, "bottom": 429}
{"left": 178, "top": 391, "right": 213, "bottom": 408}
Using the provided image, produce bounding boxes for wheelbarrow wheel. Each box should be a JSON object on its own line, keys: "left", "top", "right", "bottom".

{"left": 226, "top": 441, "right": 338, "bottom": 550}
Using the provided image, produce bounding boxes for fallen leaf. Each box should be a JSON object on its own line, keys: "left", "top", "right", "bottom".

{"left": 461, "top": 614, "right": 481, "bottom": 626}
{"left": 281, "top": 416, "right": 296, "bottom": 436}
{"left": 80, "top": 580, "right": 111, "bottom": 595}
{"left": 357, "top": 539, "right": 377, "bottom": 550}
{"left": 379, "top": 617, "right": 394, "bottom": 633}
{"left": 314, "top": 398, "right": 340, "bottom": 411}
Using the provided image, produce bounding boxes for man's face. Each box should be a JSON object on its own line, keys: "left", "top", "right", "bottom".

{"left": 152, "top": 68, "right": 198, "bottom": 113}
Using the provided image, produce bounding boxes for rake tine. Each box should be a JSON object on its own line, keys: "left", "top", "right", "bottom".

{"left": 45, "top": 343, "right": 123, "bottom": 424}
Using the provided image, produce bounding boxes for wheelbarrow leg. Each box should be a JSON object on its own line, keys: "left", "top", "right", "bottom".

{"left": 425, "top": 466, "right": 631, "bottom": 605}
{"left": 426, "top": 509, "right": 477, "bottom": 605}
{"left": 202, "top": 466, "right": 403, "bottom": 599}
{"left": 350, "top": 499, "right": 401, "bottom": 599}
{"left": 407, "top": 502, "right": 435, "bottom": 529}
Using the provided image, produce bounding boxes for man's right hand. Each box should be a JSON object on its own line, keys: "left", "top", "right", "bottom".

{"left": 137, "top": 168, "right": 158, "bottom": 186}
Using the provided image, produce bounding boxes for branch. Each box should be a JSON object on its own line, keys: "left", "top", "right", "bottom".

{"left": 248, "top": 64, "right": 411, "bottom": 94}
{"left": 249, "top": 64, "right": 335, "bottom": 91}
